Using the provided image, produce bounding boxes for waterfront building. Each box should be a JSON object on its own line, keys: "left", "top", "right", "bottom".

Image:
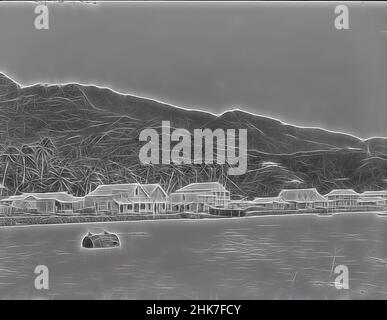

{"left": 360, "top": 191, "right": 387, "bottom": 206}
{"left": 84, "top": 183, "right": 168, "bottom": 214}
{"left": 169, "top": 182, "right": 230, "bottom": 213}
{"left": 278, "top": 188, "right": 329, "bottom": 210}
{"left": 0, "top": 192, "right": 84, "bottom": 214}
{"left": 357, "top": 197, "right": 386, "bottom": 207}
{"left": 252, "top": 197, "right": 289, "bottom": 210}
{"left": 325, "top": 189, "right": 360, "bottom": 208}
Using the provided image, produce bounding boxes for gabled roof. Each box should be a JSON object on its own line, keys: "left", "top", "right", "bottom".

{"left": 175, "top": 182, "right": 227, "bottom": 193}
{"left": 87, "top": 183, "right": 142, "bottom": 197}
{"left": 87, "top": 183, "right": 168, "bottom": 198}
{"left": 325, "top": 189, "right": 359, "bottom": 196}
{"left": 279, "top": 188, "right": 327, "bottom": 202}
{"left": 140, "top": 184, "right": 168, "bottom": 197}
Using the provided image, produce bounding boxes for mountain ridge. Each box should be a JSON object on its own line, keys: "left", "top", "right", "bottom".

{"left": 0, "top": 71, "right": 386, "bottom": 197}
{"left": 0, "top": 72, "right": 377, "bottom": 154}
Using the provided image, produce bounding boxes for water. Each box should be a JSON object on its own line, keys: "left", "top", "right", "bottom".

{"left": 1, "top": 212, "right": 387, "bottom": 299}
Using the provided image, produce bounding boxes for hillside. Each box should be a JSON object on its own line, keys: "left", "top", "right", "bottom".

{"left": 0, "top": 72, "right": 386, "bottom": 198}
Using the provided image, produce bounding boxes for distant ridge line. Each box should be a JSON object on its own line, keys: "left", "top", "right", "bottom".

{"left": 0, "top": 70, "right": 386, "bottom": 142}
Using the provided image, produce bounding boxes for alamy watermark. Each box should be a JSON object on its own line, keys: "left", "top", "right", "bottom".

{"left": 139, "top": 121, "right": 247, "bottom": 175}
{"left": 334, "top": 264, "right": 349, "bottom": 290}
{"left": 34, "top": 265, "right": 49, "bottom": 290}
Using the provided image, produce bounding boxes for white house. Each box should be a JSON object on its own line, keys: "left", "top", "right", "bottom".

{"left": 84, "top": 183, "right": 168, "bottom": 214}
{"left": 0, "top": 192, "right": 84, "bottom": 214}
{"left": 325, "top": 189, "right": 360, "bottom": 208}
{"left": 278, "top": 188, "right": 330, "bottom": 210}
{"left": 252, "top": 197, "right": 289, "bottom": 210}
{"left": 169, "top": 182, "right": 230, "bottom": 213}
{"left": 360, "top": 191, "right": 387, "bottom": 206}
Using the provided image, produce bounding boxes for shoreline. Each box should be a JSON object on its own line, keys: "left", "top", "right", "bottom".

{"left": 0, "top": 210, "right": 385, "bottom": 229}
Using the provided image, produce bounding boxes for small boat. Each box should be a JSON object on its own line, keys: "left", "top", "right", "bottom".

{"left": 82, "top": 230, "right": 120, "bottom": 249}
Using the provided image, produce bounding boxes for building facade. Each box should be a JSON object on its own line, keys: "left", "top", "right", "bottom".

{"left": 325, "top": 189, "right": 360, "bottom": 208}
{"left": 84, "top": 183, "right": 168, "bottom": 215}
{"left": 169, "top": 182, "right": 230, "bottom": 213}
{"left": 360, "top": 191, "right": 387, "bottom": 206}
{"left": 252, "top": 197, "right": 289, "bottom": 210}
{"left": 278, "top": 188, "right": 329, "bottom": 210}
{"left": 0, "top": 192, "right": 84, "bottom": 214}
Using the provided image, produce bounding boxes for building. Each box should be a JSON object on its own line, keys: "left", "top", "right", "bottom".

{"left": 357, "top": 197, "right": 385, "bottom": 207}
{"left": 361, "top": 191, "right": 387, "bottom": 206}
{"left": 169, "top": 182, "right": 230, "bottom": 213}
{"left": 278, "top": 188, "right": 329, "bottom": 210}
{"left": 0, "top": 192, "right": 84, "bottom": 214}
{"left": 84, "top": 183, "right": 168, "bottom": 214}
{"left": 325, "top": 189, "right": 360, "bottom": 208}
{"left": 252, "top": 197, "right": 289, "bottom": 210}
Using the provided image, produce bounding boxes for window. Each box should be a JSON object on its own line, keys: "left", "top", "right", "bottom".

{"left": 140, "top": 204, "right": 145, "bottom": 210}
{"left": 128, "top": 204, "right": 132, "bottom": 210}
{"left": 162, "top": 203, "right": 166, "bottom": 209}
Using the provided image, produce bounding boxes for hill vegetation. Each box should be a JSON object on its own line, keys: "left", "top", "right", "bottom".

{"left": 0, "top": 73, "right": 386, "bottom": 198}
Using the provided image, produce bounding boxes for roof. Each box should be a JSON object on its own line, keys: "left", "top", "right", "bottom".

{"left": 175, "top": 182, "right": 227, "bottom": 193}
{"left": 87, "top": 183, "right": 142, "bottom": 197}
{"left": 278, "top": 188, "right": 328, "bottom": 202}
{"left": 140, "top": 184, "right": 168, "bottom": 197}
{"left": 87, "top": 183, "right": 167, "bottom": 198}
{"left": 325, "top": 189, "right": 359, "bottom": 196}
{"left": 1, "top": 192, "right": 84, "bottom": 203}
{"left": 361, "top": 190, "right": 387, "bottom": 196}
{"left": 358, "top": 197, "right": 385, "bottom": 202}
{"left": 253, "top": 197, "right": 288, "bottom": 204}
{"left": 0, "top": 194, "right": 26, "bottom": 202}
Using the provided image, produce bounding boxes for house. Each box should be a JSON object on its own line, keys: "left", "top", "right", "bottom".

{"left": 169, "top": 182, "right": 230, "bottom": 213}
{"left": 325, "top": 189, "right": 360, "bottom": 208}
{"left": 252, "top": 197, "right": 289, "bottom": 210}
{"left": 361, "top": 191, "right": 387, "bottom": 206}
{"left": 84, "top": 183, "right": 168, "bottom": 214}
{"left": 0, "top": 192, "right": 84, "bottom": 214}
{"left": 357, "top": 197, "right": 385, "bottom": 207}
{"left": 278, "top": 188, "right": 329, "bottom": 210}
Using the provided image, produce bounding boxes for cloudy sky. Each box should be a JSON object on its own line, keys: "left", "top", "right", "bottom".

{"left": 0, "top": 2, "right": 386, "bottom": 138}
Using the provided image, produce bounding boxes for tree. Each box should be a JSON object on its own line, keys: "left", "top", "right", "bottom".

{"left": 33, "top": 137, "right": 55, "bottom": 180}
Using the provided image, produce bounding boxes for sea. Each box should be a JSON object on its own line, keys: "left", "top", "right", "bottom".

{"left": 1, "top": 212, "right": 387, "bottom": 299}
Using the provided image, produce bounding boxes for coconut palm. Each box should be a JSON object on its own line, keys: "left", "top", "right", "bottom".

{"left": 45, "top": 164, "right": 77, "bottom": 194}
{"left": 33, "top": 137, "right": 55, "bottom": 180}
{"left": 0, "top": 145, "right": 19, "bottom": 195}
{"left": 14, "top": 144, "right": 36, "bottom": 192}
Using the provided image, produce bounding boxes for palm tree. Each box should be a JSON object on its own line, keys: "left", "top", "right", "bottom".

{"left": 0, "top": 145, "right": 19, "bottom": 195}
{"left": 15, "top": 144, "right": 36, "bottom": 192}
{"left": 33, "top": 137, "right": 55, "bottom": 180}
{"left": 45, "top": 165, "right": 76, "bottom": 193}
{"left": 76, "top": 166, "right": 105, "bottom": 196}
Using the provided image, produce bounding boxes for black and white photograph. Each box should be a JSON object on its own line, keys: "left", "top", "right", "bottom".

{"left": 0, "top": 0, "right": 387, "bottom": 306}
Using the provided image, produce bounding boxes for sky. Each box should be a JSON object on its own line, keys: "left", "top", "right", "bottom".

{"left": 0, "top": 2, "right": 386, "bottom": 139}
